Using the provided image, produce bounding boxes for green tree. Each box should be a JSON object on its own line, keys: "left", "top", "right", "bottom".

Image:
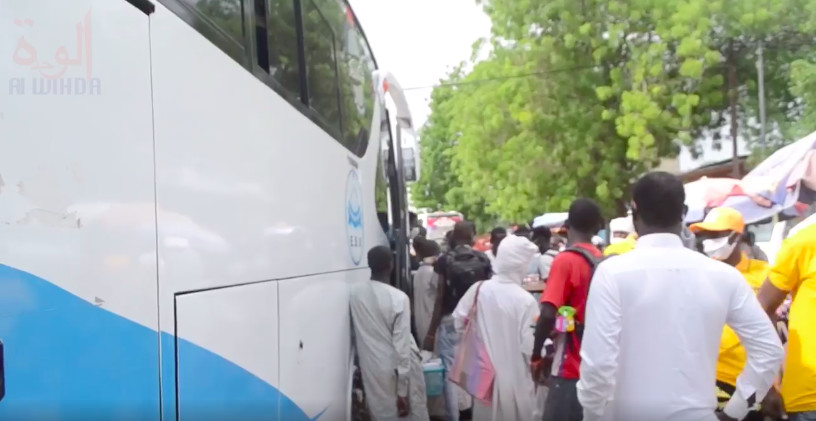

{"left": 411, "top": 67, "right": 465, "bottom": 211}
{"left": 417, "top": 0, "right": 816, "bottom": 222}
{"left": 786, "top": 0, "right": 816, "bottom": 141}
{"left": 790, "top": 59, "right": 816, "bottom": 136}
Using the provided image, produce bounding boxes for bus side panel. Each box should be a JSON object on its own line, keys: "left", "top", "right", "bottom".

{"left": 148, "top": 3, "right": 380, "bottom": 419}
{"left": 277, "top": 271, "right": 363, "bottom": 421}
{"left": 0, "top": 0, "right": 159, "bottom": 419}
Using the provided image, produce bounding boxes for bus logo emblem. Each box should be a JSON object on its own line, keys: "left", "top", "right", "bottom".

{"left": 345, "top": 168, "right": 364, "bottom": 265}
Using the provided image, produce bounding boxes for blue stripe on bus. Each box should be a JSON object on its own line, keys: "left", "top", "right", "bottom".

{"left": 0, "top": 264, "right": 316, "bottom": 420}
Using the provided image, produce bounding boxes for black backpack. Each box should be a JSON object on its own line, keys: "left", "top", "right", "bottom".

{"left": 562, "top": 246, "right": 604, "bottom": 277}
{"left": 445, "top": 246, "right": 491, "bottom": 306}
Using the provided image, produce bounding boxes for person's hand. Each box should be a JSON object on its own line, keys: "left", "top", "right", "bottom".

{"left": 530, "top": 359, "right": 543, "bottom": 382}
{"left": 762, "top": 387, "right": 784, "bottom": 419}
{"left": 715, "top": 411, "right": 737, "bottom": 421}
{"left": 530, "top": 356, "right": 552, "bottom": 383}
{"left": 397, "top": 396, "right": 410, "bottom": 417}
{"left": 422, "top": 334, "right": 435, "bottom": 352}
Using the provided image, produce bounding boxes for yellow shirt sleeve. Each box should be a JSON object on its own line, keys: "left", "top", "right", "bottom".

{"left": 768, "top": 235, "right": 803, "bottom": 292}
{"left": 604, "top": 237, "right": 636, "bottom": 256}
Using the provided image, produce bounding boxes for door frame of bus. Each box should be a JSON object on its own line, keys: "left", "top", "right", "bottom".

{"left": 376, "top": 71, "right": 417, "bottom": 298}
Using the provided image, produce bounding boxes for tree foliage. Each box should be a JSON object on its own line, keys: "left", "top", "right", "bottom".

{"left": 413, "top": 0, "right": 816, "bottom": 224}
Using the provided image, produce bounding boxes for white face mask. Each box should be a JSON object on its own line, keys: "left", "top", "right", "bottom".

{"left": 702, "top": 234, "right": 737, "bottom": 261}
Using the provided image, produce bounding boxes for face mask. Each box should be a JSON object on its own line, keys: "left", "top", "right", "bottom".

{"left": 610, "top": 237, "right": 625, "bottom": 245}
{"left": 702, "top": 234, "right": 737, "bottom": 261}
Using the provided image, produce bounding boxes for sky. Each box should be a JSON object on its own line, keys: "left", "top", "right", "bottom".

{"left": 350, "top": 0, "right": 491, "bottom": 129}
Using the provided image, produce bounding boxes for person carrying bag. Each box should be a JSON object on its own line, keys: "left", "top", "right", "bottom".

{"left": 450, "top": 281, "right": 495, "bottom": 402}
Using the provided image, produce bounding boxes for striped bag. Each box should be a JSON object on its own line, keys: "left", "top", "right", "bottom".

{"left": 450, "top": 282, "right": 495, "bottom": 402}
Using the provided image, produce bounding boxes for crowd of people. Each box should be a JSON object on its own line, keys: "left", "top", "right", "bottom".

{"left": 349, "top": 171, "right": 815, "bottom": 421}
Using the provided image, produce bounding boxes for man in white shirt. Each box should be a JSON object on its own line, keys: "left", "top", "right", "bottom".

{"left": 351, "top": 246, "right": 429, "bottom": 421}
{"left": 577, "top": 172, "right": 784, "bottom": 421}
{"left": 531, "top": 226, "right": 558, "bottom": 280}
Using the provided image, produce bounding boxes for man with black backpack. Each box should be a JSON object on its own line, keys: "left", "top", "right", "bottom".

{"left": 423, "top": 221, "right": 492, "bottom": 421}
{"left": 531, "top": 198, "right": 605, "bottom": 421}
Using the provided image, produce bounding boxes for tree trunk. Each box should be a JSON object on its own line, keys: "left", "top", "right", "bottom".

{"left": 728, "top": 40, "right": 740, "bottom": 178}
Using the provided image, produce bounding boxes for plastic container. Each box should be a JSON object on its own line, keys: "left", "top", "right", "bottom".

{"left": 555, "top": 306, "right": 576, "bottom": 333}
{"left": 423, "top": 358, "right": 445, "bottom": 397}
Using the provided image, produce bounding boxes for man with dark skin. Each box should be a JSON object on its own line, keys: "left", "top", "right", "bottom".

{"left": 690, "top": 207, "right": 783, "bottom": 420}
{"left": 757, "top": 223, "right": 816, "bottom": 421}
{"left": 531, "top": 226, "right": 557, "bottom": 280}
{"left": 513, "top": 224, "right": 532, "bottom": 239}
{"left": 350, "top": 246, "right": 430, "bottom": 420}
{"left": 531, "top": 201, "right": 603, "bottom": 367}
{"left": 573, "top": 172, "right": 783, "bottom": 421}
{"left": 422, "top": 221, "right": 490, "bottom": 421}
{"left": 486, "top": 227, "right": 507, "bottom": 263}
{"left": 531, "top": 198, "right": 604, "bottom": 421}
{"left": 423, "top": 222, "right": 483, "bottom": 351}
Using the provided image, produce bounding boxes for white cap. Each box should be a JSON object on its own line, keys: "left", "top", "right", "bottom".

{"left": 610, "top": 216, "right": 634, "bottom": 234}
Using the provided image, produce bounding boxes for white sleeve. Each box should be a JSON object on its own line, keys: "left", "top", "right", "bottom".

{"left": 577, "top": 266, "right": 621, "bottom": 421}
{"left": 453, "top": 281, "right": 480, "bottom": 333}
{"left": 723, "top": 273, "right": 785, "bottom": 420}
{"left": 538, "top": 254, "right": 554, "bottom": 279}
{"left": 392, "top": 295, "right": 412, "bottom": 398}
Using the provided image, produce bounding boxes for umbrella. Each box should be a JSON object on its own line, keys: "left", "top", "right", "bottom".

{"left": 719, "top": 131, "right": 816, "bottom": 224}
{"left": 532, "top": 212, "right": 569, "bottom": 228}
{"left": 684, "top": 177, "right": 746, "bottom": 223}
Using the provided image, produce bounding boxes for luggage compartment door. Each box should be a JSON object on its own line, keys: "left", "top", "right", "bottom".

{"left": 175, "top": 282, "right": 280, "bottom": 420}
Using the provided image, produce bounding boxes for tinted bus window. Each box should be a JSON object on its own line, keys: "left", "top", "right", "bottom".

{"left": 266, "top": 0, "right": 300, "bottom": 96}
{"left": 302, "top": 0, "right": 343, "bottom": 135}
{"left": 182, "top": 0, "right": 245, "bottom": 44}
{"left": 339, "top": 11, "right": 376, "bottom": 155}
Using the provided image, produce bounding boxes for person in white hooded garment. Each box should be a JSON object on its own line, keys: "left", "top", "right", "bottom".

{"left": 609, "top": 215, "right": 635, "bottom": 245}
{"left": 351, "top": 246, "right": 430, "bottom": 421}
{"left": 453, "top": 235, "right": 541, "bottom": 421}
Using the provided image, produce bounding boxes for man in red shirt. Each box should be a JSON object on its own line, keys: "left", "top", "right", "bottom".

{"left": 532, "top": 198, "right": 604, "bottom": 421}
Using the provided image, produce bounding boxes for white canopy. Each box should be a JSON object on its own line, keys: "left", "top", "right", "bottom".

{"left": 532, "top": 212, "right": 569, "bottom": 228}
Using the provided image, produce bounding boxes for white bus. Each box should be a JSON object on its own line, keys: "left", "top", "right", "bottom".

{"left": 0, "top": 0, "right": 417, "bottom": 419}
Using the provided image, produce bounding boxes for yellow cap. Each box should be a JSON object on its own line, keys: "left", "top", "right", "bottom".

{"left": 689, "top": 207, "right": 745, "bottom": 234}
